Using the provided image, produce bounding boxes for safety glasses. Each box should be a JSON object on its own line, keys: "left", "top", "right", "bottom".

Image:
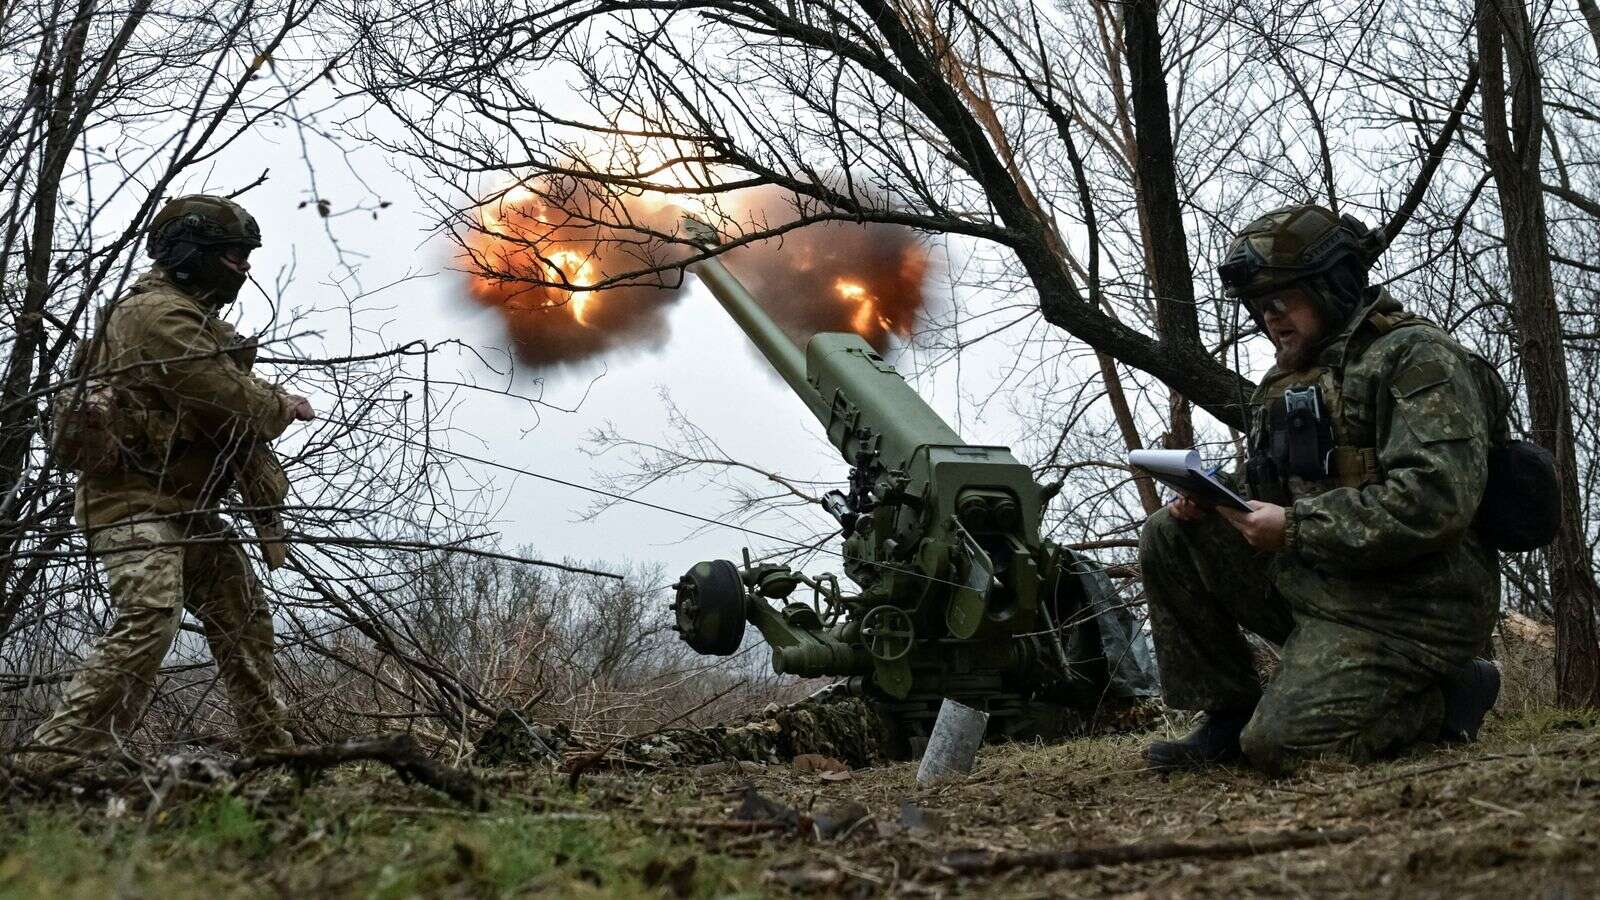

{"left": 1245, "top": 293, "right": 1290, "bottom": 317}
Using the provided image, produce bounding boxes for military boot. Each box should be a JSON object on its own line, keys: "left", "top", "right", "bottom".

{"left": 1144, "top": 709, "right": 1254, "bottom": 770}
{"left": 1438, "top": 658, "right": 1500, "bottom": 743}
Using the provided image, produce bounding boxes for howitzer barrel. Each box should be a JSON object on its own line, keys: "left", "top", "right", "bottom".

{"left": 683, "top": 234, "right": 825, "bottom": 421}
{"left": 669, "top": 224, "right": 1154, "bottom": 757}
{"left": 681, "top": 217, "right": 963, "bottom": 466}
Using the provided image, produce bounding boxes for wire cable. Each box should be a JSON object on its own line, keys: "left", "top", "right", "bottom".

{"left": 341, "top": 422, "right": 983, "bottom": 591}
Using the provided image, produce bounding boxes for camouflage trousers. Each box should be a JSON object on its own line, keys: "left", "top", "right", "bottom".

{"left": 33, "top": 515, "right": 291, "bottom": 756}
{"left": 1140, "top": 508, "right": 1451, "bottom": 774}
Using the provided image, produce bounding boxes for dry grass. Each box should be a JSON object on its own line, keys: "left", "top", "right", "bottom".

{"left": 1494, "top": 611, "right": 1558, "bottom": 717}
{"left": 679, "top": 704, "right": 1599, "bottom": 897}
{"left": 4, "top": 700, "right": 1596, "bottom": 898}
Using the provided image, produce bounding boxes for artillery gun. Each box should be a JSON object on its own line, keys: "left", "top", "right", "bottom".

{"left": 670, "top": 219, "right": 1154, "bottom": 756}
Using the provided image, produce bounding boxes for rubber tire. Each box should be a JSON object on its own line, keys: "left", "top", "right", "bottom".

{"left": 677, "top": 559, "right": 746, "bottom": 656}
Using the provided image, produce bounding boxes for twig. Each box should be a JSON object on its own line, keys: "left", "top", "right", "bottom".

{"left": 937, "top": 827, "right": 1370, "bottom": 877}
{"left": 641, "top": 817, "right": 792, "bottom": 832}
{"left": 1383, "top": 70, "right": 1481, "bottom": 246}
{"left": 228, "top": 733, "right": 486, "bottom": 809}
{"left": 2, "top": 735, "right": 488, "bottom": 809}
{"left": 562, "top": 680, "right": 746, "bottom": 788}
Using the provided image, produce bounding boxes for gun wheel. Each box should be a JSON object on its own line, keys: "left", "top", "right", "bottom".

{"left": 672, "top": 559, "right": 746, "bottom": 656}
{"left": 861, "top": 605, "right": 914, "bottom": 662}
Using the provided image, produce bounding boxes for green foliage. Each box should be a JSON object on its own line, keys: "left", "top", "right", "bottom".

{"left": 181, "top": 794, "right": 268, "bottom": 859}
{"left": 0, "top": 814, "right": 116, "bottom": 898}
{"left": 0, "top": 778, "right": 757, "bottom": 899}
{"left": 1488, "top": 704, "right": 1600, "bottom": 744}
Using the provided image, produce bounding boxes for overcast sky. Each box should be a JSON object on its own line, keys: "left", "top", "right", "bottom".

{"left": 179, "top": 87, "right": 1073, "bottom": 586}
{"left": 162, "top": 70, "right": 1281, "bottom": 591}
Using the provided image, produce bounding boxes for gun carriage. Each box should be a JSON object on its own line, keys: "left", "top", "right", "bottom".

{"left": 670, "top": 220, "right": 1153, "bottom": 756}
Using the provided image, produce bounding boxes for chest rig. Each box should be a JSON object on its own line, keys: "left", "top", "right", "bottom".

{"left": 1244, "top": 314, "right": 1401, "bottom": 505}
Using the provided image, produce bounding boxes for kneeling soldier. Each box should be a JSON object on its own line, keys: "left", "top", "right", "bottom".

{"left": 1142, "top": 205, "right": 1504, "bottom": 774}
{"left": 34, "top": 195, "right": 315, "bottom": 760}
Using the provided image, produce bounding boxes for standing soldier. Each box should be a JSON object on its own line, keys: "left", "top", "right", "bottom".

{"left": 34, "top": 195, "right": 314, "bottom": 761}
{"left": 1140, "top": 205, "right": 1511, "bottom": 774}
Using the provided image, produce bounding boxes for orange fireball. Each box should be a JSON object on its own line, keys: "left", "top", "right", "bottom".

{"left": 455, "top": 180, "right": 933, "bottom": 367}
{"left": 463, "top": 191, "right": 615, "bottom": 328}
{"left": 457, "top": 181, "right": 687, "bottom": 367}
{"left": 833, "top": 277, "right": 900, "bottom": 337}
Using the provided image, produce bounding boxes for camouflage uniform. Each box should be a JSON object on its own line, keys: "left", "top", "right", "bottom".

{"left": 1142, "top": 289, "right": 1502, "bottom": 773}
{"left": 34, "top": 264, "right": 297, "bottom": 756}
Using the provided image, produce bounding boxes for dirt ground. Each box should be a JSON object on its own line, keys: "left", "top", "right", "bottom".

{"left": 3, "top": 705, "right": 1596, "bottom": 898}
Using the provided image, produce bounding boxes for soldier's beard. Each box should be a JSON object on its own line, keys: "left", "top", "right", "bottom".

{"left": 1267, "top": 307, "right": 1328, "bottom": 372}
{"left": 1275, "top": 339, "right": 1318, "bottom": 371}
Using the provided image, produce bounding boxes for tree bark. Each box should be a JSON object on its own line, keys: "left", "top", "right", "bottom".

{"left": 1477, "top": 0, "right": 1600, "bottom": 707}
{"left": 1096, "top": 352, "right": 1162, "bottom": 514}
{"left": 1121, "top": 0, "right": 1198, "bottom": 448}
{"left": 0, "top": 2, "right": 93, "bottom": 619}
{"left": 852, "top": 0, "right": 1255, "bottom": 430}
{"left": 1577, "top": 0, "right": 1600, "bottom": 59}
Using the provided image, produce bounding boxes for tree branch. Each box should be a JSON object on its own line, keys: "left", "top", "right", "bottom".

{"left": 1383, "top": 69, "right": 1480, "bottom": 246}
{"left": 939, "top": 827, "right": 1370, "bottom": 877}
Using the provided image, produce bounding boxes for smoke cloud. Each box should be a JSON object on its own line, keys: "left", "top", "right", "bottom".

{"left": 720, "top": 191, "right": 930, "bottom": 354}
{"left": 458, "top": 181, "right": 932, "bottom": 368}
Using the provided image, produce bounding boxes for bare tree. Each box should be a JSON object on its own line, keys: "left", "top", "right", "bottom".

{"left": 0, "top": 0, "right": 628, "bottom": 753}
{"left": 342, "top": 0, "right": 1561, "bottom": 647}
{"left": 1122, "top": 0, "right": 1201, "bottom": 449}
{"left": 1477, "top": 0, "right": 1600, "bottom": 706}
{"left": 345, "top": 0, "right": 1265, "bottom": 428}
{"left": 10, "top": 0, "right": 1598, "bottom": 753}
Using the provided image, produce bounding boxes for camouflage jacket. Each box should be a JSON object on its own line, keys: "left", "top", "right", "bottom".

{"left": 74, "top": 269, "right": 294, "bottom": 534}
{"left": 1244, "top": 290, "right": 1502, "bottom": 668}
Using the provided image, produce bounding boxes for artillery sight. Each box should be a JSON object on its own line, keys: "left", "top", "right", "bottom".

{"left": 670, "top": 218, "right": 1154, "bottom": 756}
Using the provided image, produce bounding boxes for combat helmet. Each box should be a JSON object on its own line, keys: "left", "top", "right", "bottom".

{"left": 1218, "top": 204, "right": 1385, "bottom": 328}
{"left": 146, "top": 194, "right": 262, "bottom": 302}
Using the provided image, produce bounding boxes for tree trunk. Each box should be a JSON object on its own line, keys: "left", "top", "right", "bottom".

{"left": 0, "top": 5, "right": 89, "bottom": 503}
{"left": 0, "top": 2, "right": 92, "bottom": 625}
{"left": 1121, "top": 0, "right": 1197, "bottom": 449}
{"left": 1577, "top": 0, "right": 1600, "bottom": 59}
{"left": 1097, "top": 352, "right": 1162, "bottom": 514}
{"left": 855, "top": 0, "right": 1256, "bottom": 430}
{"left": 1477, "top": 0, "right": 1600, "bottom": 707}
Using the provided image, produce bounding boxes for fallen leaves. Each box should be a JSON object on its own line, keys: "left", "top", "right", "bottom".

{"left": 793, "top": 753, "right": 850, "bottom": 774}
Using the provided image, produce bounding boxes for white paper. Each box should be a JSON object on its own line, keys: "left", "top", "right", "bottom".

{"left": 1127, "top": 448, "right": 1203, "bottom": 478}
{"left": 1127, "top": 448, "right": 1252, "bottom": 512}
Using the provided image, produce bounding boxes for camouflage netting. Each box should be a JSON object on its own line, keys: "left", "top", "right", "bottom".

{"left": 617, "top": 698, "right": 890, "bottom": 769}
{"left": 473, "top": 711, "right": 571, "bottom": 767}
{"left": 473, "top": 697, "right": 890, "bottom": 769}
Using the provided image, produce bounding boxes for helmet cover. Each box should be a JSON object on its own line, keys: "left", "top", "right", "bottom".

{"left": 1220, "top": 204, "right": 1385, "bottom": 329}
{"left": 146, "top": 194, "right": 262, "bottom": 302}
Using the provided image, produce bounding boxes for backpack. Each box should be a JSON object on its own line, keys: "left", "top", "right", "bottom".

{"left": 1479, "top": 439, "right": 1560, "bottom": 552}
{"left": 1369, "top": 312, "right": 1560, "bottom": 552}
{"left": 48, "top": 335, "right": 130, "bottom": 477}
{"left": 48, "top": 303, "right": 169, "bottom": 478}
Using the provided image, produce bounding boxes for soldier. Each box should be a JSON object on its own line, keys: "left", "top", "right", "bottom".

{"left": 33, "top": 195, "right": 314, "bottom": 762}
{"left": 1141, "top": 205, "right": 1504, "bottom": 774}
